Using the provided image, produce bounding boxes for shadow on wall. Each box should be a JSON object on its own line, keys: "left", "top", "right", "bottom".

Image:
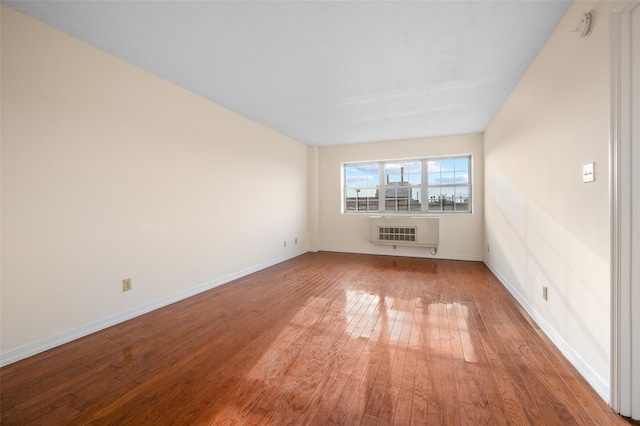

{"left": 488, "top": 171, "right": 609, "bottom": 382}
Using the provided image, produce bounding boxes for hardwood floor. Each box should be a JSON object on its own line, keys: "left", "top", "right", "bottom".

{"left": 0, "top": 252, "right": 633, "bottom": 425}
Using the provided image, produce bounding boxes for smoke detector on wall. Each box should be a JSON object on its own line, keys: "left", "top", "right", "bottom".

{"left": 576, "top": 12, "right": 593, "bottom": 38}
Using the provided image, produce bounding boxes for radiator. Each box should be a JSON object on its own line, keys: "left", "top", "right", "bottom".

{"left": 369, "top": 216, "right": 439, "bottom": 248}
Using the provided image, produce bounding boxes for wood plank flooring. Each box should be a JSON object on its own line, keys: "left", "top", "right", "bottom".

{"left": 0, "top": 252, "right": 634, "bottom": 425}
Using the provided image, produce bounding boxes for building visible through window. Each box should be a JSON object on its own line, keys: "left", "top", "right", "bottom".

{"left": 426, "top": 157, "right": 471, "bottom": 212}
{"left": 344, "top": 156, "right": 471, "bottom": 214}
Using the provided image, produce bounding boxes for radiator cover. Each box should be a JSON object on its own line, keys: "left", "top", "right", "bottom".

{"left": 369, "top": 216, "right": 439, "bottom": 247}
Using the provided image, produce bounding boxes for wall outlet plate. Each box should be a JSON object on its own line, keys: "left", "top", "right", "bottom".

{"left": 583, "top": 163, "right": 595, "bottom": 183}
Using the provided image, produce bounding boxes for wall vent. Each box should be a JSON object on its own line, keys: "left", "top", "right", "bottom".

{"left": 378, "top": 227, "right": 416, "bottom": 242}
{"left": 369, "top": 216, "right": 439, "bottom": 248}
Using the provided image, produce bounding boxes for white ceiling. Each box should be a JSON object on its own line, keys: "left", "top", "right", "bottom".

{"left": 4, "top": 1, "right": 572, "bottom": 146}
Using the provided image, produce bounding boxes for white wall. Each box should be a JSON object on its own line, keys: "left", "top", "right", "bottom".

{"left": 0, "top": 6, "right": 308, "bottom": 364}
{"left": 484, "top": 1, "right": 612, "bottom": 399}
{"left": 317, "top": 134, "right": 484, "bottom": 261}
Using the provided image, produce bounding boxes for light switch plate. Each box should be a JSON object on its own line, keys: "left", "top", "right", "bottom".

{"left": 583, "top": 163, "right": 594, "bottom": 183}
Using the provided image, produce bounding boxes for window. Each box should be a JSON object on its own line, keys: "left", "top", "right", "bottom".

{"left": 426, "top": 157, "right": 471, "bottom": 212}
{"left": 384, "top": 161, "right": 422, "bottom": 212}
{"left": 344, "top": 163, "right": 379, "bottom": 212}
{"left": 343, "top": 155, "right": 471, "bottom": 214}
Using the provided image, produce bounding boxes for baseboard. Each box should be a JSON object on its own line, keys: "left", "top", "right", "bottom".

{"left": 319, "top": 246, "right": 483, "bottom": 262}
{"left": 0, "top": 250, "right": 308, "bottom": 367}
{"left": 483, "top": 260, "right": 610, "bottom": 403}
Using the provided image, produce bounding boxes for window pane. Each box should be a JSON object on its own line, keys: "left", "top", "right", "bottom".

{"left": 410, "top": 188, "right": 422, "bottom": 211}
{"left": 358, "top": 188, "right": 377, "bottom": 198}
{"left": 454, "top": 171, "right": 470, "bottom": 184}
{"left": 345, "top": 189, "right": 359, "bottom": 198}
{"left": 412, "top": 188, "right": 421, "bottom": 201}
{"left": 455, "top": 157, "right": 469, "bottom": 172}
{"left": 383, "top": 161, "right": 421, "bottom": 212}
{"left": 440, "top": 172, "right": 455, "bottom": 186}
{"left": 440, "top": 191, "right": 455, "bottom": 210}
{"left": 387, "top": 173, "right": 401, "bottom": 184}
{"left": 427, "top": 188, "right": 442, "bottom": 211}
{"left": 346, "top": 163, "right": 379, "bottom": 187}
{"left": 453, "top": 186, "right": 470, "bottom": 211}
{"left": 440, "top": 159, "right": 455, "bottom": 172}
{"left": 345, "top": 165, "right": 358, "bottom": 187}
{"left": 453, "top": 186, "right": 469, "bottom": 199}
{"left": 385, "top": 161, "right": 420, "bottom": 183}
{"left": 344, "top": 163, "right": 380, "bottom": 212}
{"left": 366, "top": 165, "right": 379, "bottom": 186}
{"left": 428, "top": 172, "right": 440, "bottom": 185}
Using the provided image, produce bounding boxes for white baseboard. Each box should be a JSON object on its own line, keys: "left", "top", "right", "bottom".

{"left": 483, "top": 260, "right": 610, "bottom": 403}
{"left": 0, "top": 250, "right": 307, "bottom": 367}
{"left": 319, "top": 246, "right": 483, "bottom": 262}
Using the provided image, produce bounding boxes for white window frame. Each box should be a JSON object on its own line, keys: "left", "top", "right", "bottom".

{"left": 343, "top": 155, "right": 472, "bottom": 215}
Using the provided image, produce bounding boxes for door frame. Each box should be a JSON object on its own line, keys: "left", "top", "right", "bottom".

{"left": 610, "top": 0, "right": 639, "bottom": 418}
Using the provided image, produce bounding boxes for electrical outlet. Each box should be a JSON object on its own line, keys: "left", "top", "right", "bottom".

{"left": 284, "top": 241, "right": 287, "bottom": 247}
{"left": 542, "top": 286, "right": 548, "bottom": 301}
{"left": 123, "top": 278, "right": 132, "bottom": 292}
{"left": 295, "top": 238, "right": 298, "bottom": 245}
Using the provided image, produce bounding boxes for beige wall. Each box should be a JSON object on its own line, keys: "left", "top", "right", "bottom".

{"left": 1, "top": 6, "right": 308, "bottom": 360}
{"left": 484, "top": 1, "right": 612, "bottom": 398}
{"left": 317, "top": 134, "right": 484, "bottom": 260}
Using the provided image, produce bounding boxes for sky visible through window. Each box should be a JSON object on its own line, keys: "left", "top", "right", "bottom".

{"left": 345, "top": 159, "right": 469, "bottom": 187}
{"left": 345, "top": 163, "right": 379, "bottom": 198}
{"left": 427, "top": 158, "right": 470, "bottom": 204}
{"left": 344, "top": 156, "right": 471, "bottom": 213}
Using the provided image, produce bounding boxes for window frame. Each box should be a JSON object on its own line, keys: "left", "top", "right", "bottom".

{"left": 343, "top": 155, "right": 472, "bottom": 215}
